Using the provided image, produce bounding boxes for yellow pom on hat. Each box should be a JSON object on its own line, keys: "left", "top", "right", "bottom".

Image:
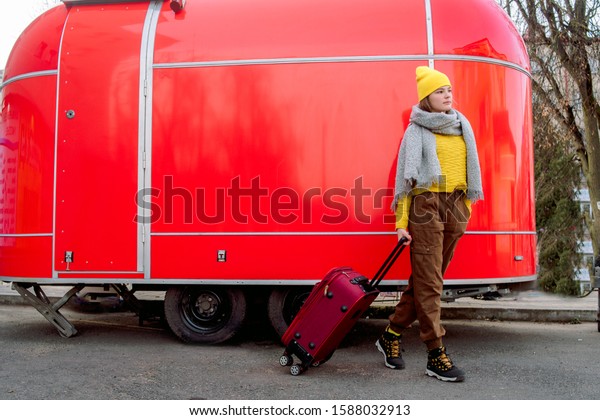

{"left": 416, "top": 66, "right": 451, "bottom": 102}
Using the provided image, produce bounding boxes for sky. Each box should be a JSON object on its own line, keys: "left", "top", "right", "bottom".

{"left": 0, "top": 0, "right": 58, "bottom": 70}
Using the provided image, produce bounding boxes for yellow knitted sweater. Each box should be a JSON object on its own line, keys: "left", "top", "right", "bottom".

{"left": 395, "top": 133, "right": 472, "bottom": 229}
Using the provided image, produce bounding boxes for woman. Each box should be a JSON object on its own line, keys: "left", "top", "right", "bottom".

{"left": 376, "top": 66, "right": 484, "bottom": 382}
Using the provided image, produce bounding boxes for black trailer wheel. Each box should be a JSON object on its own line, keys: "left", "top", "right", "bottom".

{"left": 267, "top": 287, "right": 312, "bottom": 337}
{"left": 164, "top": 286, "right": 246, "bottom": 344}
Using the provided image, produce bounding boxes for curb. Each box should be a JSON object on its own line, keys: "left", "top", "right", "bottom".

{"left": 364, "top": 305, "right": 597, "bottom": 323}
{"left": 2, "top": 292, "right": 596, "bottom": 324}
{"left": 0, "top": 287, "right": 600, "bottom": 324}
{"left": 440, "top": 307, "right": 597, "bottom": 323}
{"left": 0, "top": 294, "right": 63, "bottom": 307}
{"left": 0, "top": 294, "right": 39, "bottom": 306}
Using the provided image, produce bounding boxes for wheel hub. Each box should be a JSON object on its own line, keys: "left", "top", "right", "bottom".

{"left": 195, "top": 293, "right": 218, "bottom": 317}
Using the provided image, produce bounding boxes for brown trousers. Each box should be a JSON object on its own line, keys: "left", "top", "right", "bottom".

{"left": 388, "top": 190, "right": 469, "bottom": 350}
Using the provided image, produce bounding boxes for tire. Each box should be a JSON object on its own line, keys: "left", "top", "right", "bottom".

{"left": 267, "top": 287, "right": 312, "bottom": 338}
{"left": 164, "top": 286, "right": 246, "bottom": 344}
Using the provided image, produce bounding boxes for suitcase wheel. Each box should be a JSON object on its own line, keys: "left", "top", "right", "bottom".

{"left": 290, "top": 364, "right": 305, "bottom": 376}
{"left": 279, "top": 354, "right": 294, "bottom": 367}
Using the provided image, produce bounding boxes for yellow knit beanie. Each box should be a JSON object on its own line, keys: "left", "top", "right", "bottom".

{"left": 416, "top": 66, "right": 451, "bottom": 102}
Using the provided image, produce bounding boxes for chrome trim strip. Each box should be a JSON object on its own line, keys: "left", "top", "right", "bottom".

{"left": 52, "top": 11, "right": 71, "bottom": 280}
{"left": 0, "top": 70, "right": 58, "bottom": 91}
{"left": 0, "top": 234, "right": 53, "bottom": 238}
{"left": 467, "top": 231, "right": 536, "bottom": 235}
{"left": 424, "top": 0, "right": 434, "bottom": 67}
{"left": 440, "top": 275, "right": 537, "bottom": 285}
{"left": 153, "top": 54, "right": 531, "bottom": 77}
{"left": 0, "top": 275, "right": 537, "bottom": 286}
{"left": 138, "top": 0, "right": 162, "bottom": 276}
{"left": 150, "top": 231, "right": 536, "bottom": 237}
{"left": 433, "top": 54, "right": 530, "bottom": 76}
{"left": 61, "top": 0, "right": 153, "bottom": 5}
{"left": 55, "top": 271, "right": 144, "bottom": 275}
{"left": 151, "top": 231, "right": 395, "bottom": 237}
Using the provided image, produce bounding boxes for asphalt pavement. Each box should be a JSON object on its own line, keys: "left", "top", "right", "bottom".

{"left": 1, "top": 281, "right": 599, "bottom": 403}
{"left": 1, "top": 304, "right": 599, "bottom": 401}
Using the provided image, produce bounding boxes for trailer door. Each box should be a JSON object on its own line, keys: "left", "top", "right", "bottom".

{"left": 54, "top": 3, "right": 151, "bottom": 274}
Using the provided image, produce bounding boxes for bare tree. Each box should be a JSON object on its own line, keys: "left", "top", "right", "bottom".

{"left": 500, "top": 0, "right": 600, "bottom": 257}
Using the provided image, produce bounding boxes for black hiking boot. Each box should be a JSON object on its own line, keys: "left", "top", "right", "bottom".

{"left": 426, "top": 346, "right": 465, "bottom": 382}
{"left": 376, "top": 331, "right": 405, "bottom": 369}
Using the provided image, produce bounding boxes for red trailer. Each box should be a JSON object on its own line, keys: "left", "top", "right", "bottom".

{"left": 0, "top": 0, "right": 535, "bottom": 343}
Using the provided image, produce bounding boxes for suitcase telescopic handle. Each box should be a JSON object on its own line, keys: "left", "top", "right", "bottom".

{"left": 370, "top": 237, "right": 409, "bottom": 288}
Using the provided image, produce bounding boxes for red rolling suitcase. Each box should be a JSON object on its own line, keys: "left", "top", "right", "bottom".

{"left": 279, "top": 238, "right": 408, "bottom": 375}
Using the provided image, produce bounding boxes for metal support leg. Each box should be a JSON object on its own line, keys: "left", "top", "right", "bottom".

{"left": 110, "top": 283, "right": 154, "bottom": 326}
{"left": 110, "top": 284, "right": 164, "bottom": 326}
{"left": 110, "top": 284, "right": 142, "bottom": 313}
{"left": 12, "top": 283, "right": 84, "bottom": 338}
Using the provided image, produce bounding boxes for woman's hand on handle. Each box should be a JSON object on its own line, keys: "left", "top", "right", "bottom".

{"left": 396, "top": 228, "right": 412, "bottom": 245}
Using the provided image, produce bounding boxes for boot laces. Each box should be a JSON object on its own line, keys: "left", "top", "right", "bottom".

{"left": 383, "top": 335, "right": 401, "bottom": 358}
{"left": 389, "top": 339, "right": 400, "bottom": 358}
{"left": 438, "top": 351, "right": 453, "bottom": 369}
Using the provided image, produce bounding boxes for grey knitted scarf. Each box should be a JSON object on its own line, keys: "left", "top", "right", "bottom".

{"left": 391, "top": 105, "right": 484, "bottom": 210}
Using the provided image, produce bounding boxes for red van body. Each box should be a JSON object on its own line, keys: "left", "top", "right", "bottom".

{"left": 0, "top": 0, "right": 535, "bottom": 342}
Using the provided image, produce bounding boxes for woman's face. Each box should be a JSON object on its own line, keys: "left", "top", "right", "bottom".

{"left": 427, "top": 86, "right": 453, "bottom": 113}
